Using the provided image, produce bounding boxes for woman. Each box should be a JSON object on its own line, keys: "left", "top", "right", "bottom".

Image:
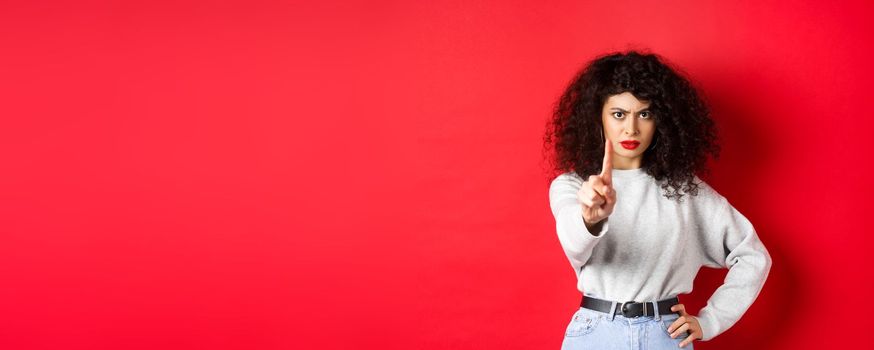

{"left": 543, "top": 50, "right": 772, "bottom": 349}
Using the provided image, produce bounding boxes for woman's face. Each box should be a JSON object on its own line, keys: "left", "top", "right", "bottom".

{"left": 601, "top": 92, "right": 656, "bottom": 169}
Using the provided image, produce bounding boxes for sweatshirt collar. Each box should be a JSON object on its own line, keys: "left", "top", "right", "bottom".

{"left": 611, "top": 167, "right": 648, "bottom": 180}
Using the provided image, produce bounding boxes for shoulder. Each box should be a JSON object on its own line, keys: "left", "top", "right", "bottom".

{"left": 552, "top": 171, "right": 582, "bottom": 184}
{"left": 688, "top": 175, "right": 728, "bottom": 208}
{"left": 549, "top": 171, "right": 583, "bottom": 196}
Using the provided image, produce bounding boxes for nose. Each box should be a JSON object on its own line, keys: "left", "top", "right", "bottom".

{"left": 623, "top": 117, "right": 639, "bottom": 136}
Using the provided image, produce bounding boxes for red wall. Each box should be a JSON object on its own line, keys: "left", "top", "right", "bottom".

{"left": 1, "top": 1, "right": 871, "bottom": 349}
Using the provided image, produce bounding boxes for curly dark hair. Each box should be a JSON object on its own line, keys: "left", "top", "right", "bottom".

{"left": 542, "top": 50, "right": 720, "bottom": 201}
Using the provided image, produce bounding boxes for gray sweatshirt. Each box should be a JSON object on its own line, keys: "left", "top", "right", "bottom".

{"left": 548, "top": 168, "right": 772, "bottom": 341}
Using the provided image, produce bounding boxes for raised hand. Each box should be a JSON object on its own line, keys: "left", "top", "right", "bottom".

{"left": 577, "top": 139, "right": 617, "bottom": 229}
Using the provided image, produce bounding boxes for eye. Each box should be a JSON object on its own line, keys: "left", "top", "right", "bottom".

{"left": 612, "top": 112, "right": 624, "bottom": 119}
{"left": 640, "top": 111, "right": 651, "bottom": 119}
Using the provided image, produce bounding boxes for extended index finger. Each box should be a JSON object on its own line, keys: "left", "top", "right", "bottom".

{"left": 600, "top": 139, "right": 613, "bottom": 183}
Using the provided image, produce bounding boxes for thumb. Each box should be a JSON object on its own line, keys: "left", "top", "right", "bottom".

{"left": 603, "top": 185, "right": 615, "bottom": 205}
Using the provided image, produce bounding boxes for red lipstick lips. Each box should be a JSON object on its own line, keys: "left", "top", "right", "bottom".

{"left": 620, "top": 140, "right": 640, "bottom": 150}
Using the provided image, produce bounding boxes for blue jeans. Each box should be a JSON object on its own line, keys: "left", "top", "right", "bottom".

{"left": 560, "top": 304, "right": 694, "bottom": 350}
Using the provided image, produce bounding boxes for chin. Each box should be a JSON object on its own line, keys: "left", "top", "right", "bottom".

{"left": 617, "top": 148, "right": 643, "bottom": 157}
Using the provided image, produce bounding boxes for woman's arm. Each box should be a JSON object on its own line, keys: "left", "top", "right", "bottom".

{"left": 548, "top": 173, "right": 610, "bottom": 276}
{"left": 695, "top": 196, "right": 773, "bottom": 341}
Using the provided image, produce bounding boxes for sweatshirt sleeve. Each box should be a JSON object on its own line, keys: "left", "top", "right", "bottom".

{"left": 695, "top": 196, "right": 773, "bottom": 341}
{"left": 548, "top": 173, "right": 610, "bottom": 277}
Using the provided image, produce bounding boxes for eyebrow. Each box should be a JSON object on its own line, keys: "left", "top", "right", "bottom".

{"left": 609, "top": 107, "right": 651, "bottom": 113}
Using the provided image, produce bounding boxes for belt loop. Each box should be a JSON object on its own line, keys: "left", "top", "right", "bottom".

{"left": 608, "top": 301, "right": 617, "bottom": 321}
{"left": 653, "top": 299, "right": 661, "bottom": 321}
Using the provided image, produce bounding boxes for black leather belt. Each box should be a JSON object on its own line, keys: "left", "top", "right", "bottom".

{"left": 581, "top": 295, "right": 681, "bottom": 318}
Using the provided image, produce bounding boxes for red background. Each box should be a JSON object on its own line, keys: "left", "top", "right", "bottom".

{"left": 1, "top": 1, "right": 871, "bottom": 349}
